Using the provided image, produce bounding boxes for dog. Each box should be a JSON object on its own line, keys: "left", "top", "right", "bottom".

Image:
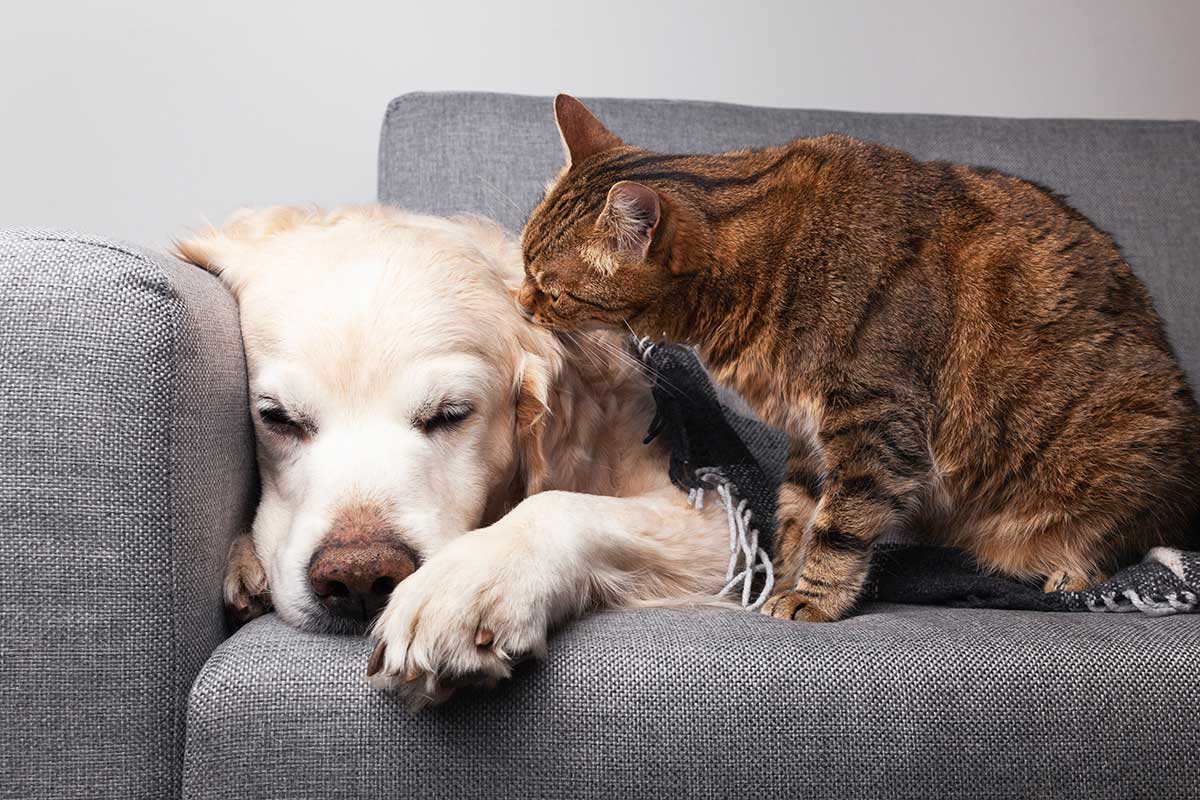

{"left": 176, "top": 206, "right": 732, "bottom": 705}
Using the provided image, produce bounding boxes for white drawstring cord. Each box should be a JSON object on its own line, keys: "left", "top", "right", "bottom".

{"left": 689, "top": 467, "right": 774, "bottom": 610}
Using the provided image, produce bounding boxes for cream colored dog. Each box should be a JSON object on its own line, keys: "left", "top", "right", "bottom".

{"left": 177, "top": 206, "right": 732, "bottom": 705}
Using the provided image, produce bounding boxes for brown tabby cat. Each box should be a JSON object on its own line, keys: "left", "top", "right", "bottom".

{"left": 517, "top": 94, "right": 1200, "bottom": 623}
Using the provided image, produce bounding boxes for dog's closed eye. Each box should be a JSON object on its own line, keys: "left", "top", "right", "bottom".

{"left": 256, "top": 399, "right": 310, "bottom": 439}
{"left": 416, "top": 401, "right": 473, "bottom": 434}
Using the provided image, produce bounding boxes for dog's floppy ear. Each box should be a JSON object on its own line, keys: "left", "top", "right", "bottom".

{"left": 513, "top": 349, "right": 554, "bottom": 495}
{"left": 173, "top": 206, "right": 314, "bottom": 295}
{"left": 173, "top": 227, "right": 233, "bottom": 283}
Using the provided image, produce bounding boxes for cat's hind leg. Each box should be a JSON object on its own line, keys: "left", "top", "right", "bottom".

{"left": 966, "top": 509, "right": 1117, "bottom": 594}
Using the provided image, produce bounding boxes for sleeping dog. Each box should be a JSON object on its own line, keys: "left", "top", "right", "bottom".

{"left": 177, "top": 206, "right": 732, "bottom": 705}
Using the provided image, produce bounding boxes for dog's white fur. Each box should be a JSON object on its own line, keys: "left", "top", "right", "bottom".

{"left": 177, "top": 206, "right": 731, "bottom": 703}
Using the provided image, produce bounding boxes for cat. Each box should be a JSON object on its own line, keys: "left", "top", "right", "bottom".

{"left": 517, "top": 94, "right": 1200, "bottom": 623}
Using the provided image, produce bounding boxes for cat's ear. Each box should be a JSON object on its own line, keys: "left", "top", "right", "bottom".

{"left": 555, "top": 94, "right": 622, "bottom": 167}
{"left": 597, "top": 181, "right": 661, "bottom": 259}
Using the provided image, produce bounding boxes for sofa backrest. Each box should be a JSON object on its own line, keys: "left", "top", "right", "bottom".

{"left": 378, "top": 92, "right": 1200, "bottom": 383}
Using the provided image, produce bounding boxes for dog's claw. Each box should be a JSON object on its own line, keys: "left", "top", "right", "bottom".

{"left": 223, "top": 534, "right": 272, "bottom": 627}
{"left": 367, "top": 528, "right": 552, "bottom": 704}
{"left": 367, "top": 640, "right": 386, "bottom": 676}
{"left": 474, "top": 627, "right": 494, "bottom": 647}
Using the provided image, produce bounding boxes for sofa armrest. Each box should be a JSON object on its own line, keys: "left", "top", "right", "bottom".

{"left": 0, "top": 230, "right": 257, "bottom": 800}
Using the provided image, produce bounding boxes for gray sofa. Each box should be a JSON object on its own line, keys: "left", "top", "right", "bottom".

{"left": 2, "top": 93, "right": 1198, "bottom": 800}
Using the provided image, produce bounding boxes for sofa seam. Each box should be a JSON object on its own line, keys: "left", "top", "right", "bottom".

{"left": 163, "top": 253, "right": 186, "bottom": 800}
{"left": 8, "top": 233, "right": 162, "bottom": 267}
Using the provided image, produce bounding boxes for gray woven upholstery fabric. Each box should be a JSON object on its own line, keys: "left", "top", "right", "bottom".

{"left": 379, "top": 92, "right": 1200, "bottom": 383}
{"left": 186, "top": 609, "right": 1200, "bottom": 799}
{"left": 0, "top": 231, "right": 257, "bottom": 800}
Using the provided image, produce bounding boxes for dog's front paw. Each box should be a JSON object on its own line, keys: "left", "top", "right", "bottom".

{"left": 366, "top": 530, "right": 550, "bottom": 707}
{"left": 224, "top": 534, "right": 272, "bottom": 626}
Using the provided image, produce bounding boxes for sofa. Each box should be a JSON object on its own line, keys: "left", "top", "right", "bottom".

{"left": 2, "top": 92, "right": 1198, "bottom": 800}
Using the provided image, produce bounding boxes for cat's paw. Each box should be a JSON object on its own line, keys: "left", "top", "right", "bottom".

{"left": 1043, "top": 569, "right": 1102, "bottom": 593}
{"left": 762, "top": 589, "right": 838, "bottom": 622}
{"left": 366, "top": 529, "right": 550, "bottom": 708}
{"left": 224, "top": 534, "right": 272, "bottom": 626}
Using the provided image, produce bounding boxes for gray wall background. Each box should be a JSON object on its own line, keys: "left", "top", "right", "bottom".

{"left": 1, "top": 0, "right": 1197, "bottom": 248}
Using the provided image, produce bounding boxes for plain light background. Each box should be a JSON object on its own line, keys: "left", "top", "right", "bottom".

{"left": 2, "top": 0, "right": 1198, "bottom": 247}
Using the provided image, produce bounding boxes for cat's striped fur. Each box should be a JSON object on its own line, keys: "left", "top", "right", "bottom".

{"left": 517, "top": 95, "right": 1200, "bottom": 622}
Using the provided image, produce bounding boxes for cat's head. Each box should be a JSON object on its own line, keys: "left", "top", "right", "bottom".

{"left": 518, "top": 95, "right": 703, "bottom": 337}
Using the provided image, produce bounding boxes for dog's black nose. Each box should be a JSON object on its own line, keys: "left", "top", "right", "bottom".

{"left": 307, "top": 503, "right": 418, "bottom": 623}
{"left": 308, "top": 542, "right": 416, "bottom": 622}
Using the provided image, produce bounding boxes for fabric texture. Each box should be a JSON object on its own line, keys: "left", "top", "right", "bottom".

{"left": 0, "top": 231, "right": 257, "bottom": 800}
{"left": 185, "top": 610, "right": 1200, "bottom": 800}
{"left": 378, "top": 91, "right": 1200, "bottom": 384}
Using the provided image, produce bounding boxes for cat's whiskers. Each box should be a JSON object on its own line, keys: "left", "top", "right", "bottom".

{"left": 561, "top": 330, "right": 606, "bottom": 375}
{"left": 581, "top": 328, "right": 686, "bottom": 398}
{"left": 476, "top": 175, "right": 524, "bottom": 214}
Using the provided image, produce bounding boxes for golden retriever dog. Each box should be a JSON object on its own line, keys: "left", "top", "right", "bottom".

{"left": 176, "top": 206, "right": 735, "bottom": 705}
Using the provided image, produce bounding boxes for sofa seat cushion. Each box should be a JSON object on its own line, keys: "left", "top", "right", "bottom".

{"left": 184, "top": 607, "right": 1199, "bottom": 799}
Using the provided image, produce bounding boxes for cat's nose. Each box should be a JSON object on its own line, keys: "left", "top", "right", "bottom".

{"left": 517, "top": 280, "right": 540, "bottom": 314}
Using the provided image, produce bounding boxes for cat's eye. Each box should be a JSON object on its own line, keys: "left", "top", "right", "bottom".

{"left": 256, "top": 401, "right": 308, "bottom": 439}
{"left": 548, "top": 288, "right": 561, "bottom": 303}
{"left": 418, "top": 402, "right": 474, "bottom": 434}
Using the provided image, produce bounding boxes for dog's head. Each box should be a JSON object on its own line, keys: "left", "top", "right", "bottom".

{"left": 178, "top": 207, "right": 560, "bottom": 632}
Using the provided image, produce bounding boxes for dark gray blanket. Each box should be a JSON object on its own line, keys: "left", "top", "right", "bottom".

{"left": 638, "top": 339, "right": 1200, "bottom": 616}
